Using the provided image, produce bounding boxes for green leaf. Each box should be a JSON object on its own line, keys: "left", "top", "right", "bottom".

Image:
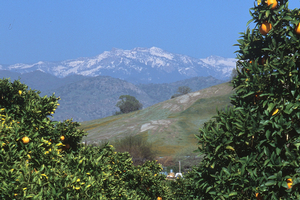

{"left": 294, "top": 143, "right": 300, "bottom": 150}
{"left": 265, "top": 180, "right": 276, "bottom": 186}
{"left": 228, "top": 191, "right": 237, "bottom": 197}
{"left": 266, "top": 130, "right": 271, "bottom": 140}
{"left": 226, "top": 146, "right": 235, "bottom": 151}
{"left": 215, "top": 144, "right": 222, "bottom": 154}
{"left": 283, "top": 16, "right": 292, "bottom": 21}
{"left": 222, "top": 167, "right": 230, "bottom": 176}
{"left": 275, "top": 147, "right": 281, "bottom": 156}
{"left": 206, "top": 186, "right": 213, "bottom": 193}
{"left": 265, "top": 10, "right": 270, "bottom": 18}
{"left": 267, "top": 103, "right": 275, "bottom": 113}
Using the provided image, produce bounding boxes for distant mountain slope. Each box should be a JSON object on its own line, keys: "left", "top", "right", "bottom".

{"left": 80, "top": 82, "right": 234, "bottom": 156}
{"left": 137, "top": 76, "right": 225, "bottom": 102}
{"left": 0, "top": 70, "right": 227, "bottom": 121}
{"left": 48, "top": 76, "right": 154, "bottom": 122}
{"left": 50, "top": 76, "right": 227, "bottom": 121}
{"left": 0, "top": 70, "right": 88, "bottom": 93}
{"left": 2, "top": 47, "right": 236, "bottom": 83}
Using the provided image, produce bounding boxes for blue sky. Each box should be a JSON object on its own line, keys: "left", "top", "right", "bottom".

{"left": 1, "top": 1, "right": 298, "bottom": 65}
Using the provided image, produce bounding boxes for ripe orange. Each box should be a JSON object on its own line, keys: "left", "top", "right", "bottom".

{"left": 267, "top": 0, "right": 277, "bottom": 10}
{"left": 157, "top": 197, "right": 162, "bottom": 200}
{"left": 22, "top": 136, "right": 30, "bottom": 144}
{"left": 260, "top": 21, "right": 272, "bottom": 35}
{"left": 60, "top": 135, "right": 65, "bottom": 141}
{"left": 256, "top": 193, "right": 262, "bottom": 200}
{"left": 287, "top": 178, "right": 293, "bottom": 189}
{"left": 295, "top": 23, "right": 300, "bottom": 35}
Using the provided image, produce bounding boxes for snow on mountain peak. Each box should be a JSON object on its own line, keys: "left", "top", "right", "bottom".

{"left": 149, "top": 47, "right": 174, "bottom": 60}
{"left": 2, "top": 47, "right": 237, "bottom": 82}
{"left": 200, "top": 55, "right": 236, "bottom": 68}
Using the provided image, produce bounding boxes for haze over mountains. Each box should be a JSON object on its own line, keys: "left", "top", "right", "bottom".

{"left": 0, "top": 47, "right": 236, "bottom": 121}
{"left": 0, "top": 47, "right": 236, "bottom": 84}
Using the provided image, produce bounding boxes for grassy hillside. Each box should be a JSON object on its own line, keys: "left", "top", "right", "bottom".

{"left": 80, "top": 82, "right": 234, "bottom": 157}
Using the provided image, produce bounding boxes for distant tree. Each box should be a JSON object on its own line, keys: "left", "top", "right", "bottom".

{"left": 177, "top": 86, "right": 192, "bottom": 95}
{"left": 115, "top": 95, "right": 143, "bottom": 114}
{"left": 171, "top": 86, "right": 192, "bottom": 99}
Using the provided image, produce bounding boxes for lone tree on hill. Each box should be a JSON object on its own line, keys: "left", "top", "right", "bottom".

{"left": 183, "top": 0, "right": 300, "bottom": 199}
{"left": 171, "top": 86, "right": 192, "bottom": 99}
{"left": 115, "top": 95, "right": 143, "bottom": 114}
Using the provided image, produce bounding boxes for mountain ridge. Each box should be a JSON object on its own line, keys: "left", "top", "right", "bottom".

{"left": 1, "top": 47, "right": 236, "bottom": 84}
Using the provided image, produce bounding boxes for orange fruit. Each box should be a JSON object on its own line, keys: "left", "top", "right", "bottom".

{"left": 244, "top": 68, "right": 250, "bottom": 73}
{"left": 260, "top": 21, "right": 272, "bottom": 35}
{"left": 256, "top": 193, "right": 262, "bottom": 200}
{"left": 287, "top": 178, "right": 293, "bottom": 189}
{"left": 157, "top": 197, "right": 162, "bottom": 200}
{"left": 295, "top": 23, "right": 300, "bottom": 35}
{"left": 267, "top": 0, "right": 277, "bottom": 10}
{"left": 60, "top": 135, "right": 65, "bottom": 141}
{"left": 22, "top": 136, "right": 30, "bottom": 144}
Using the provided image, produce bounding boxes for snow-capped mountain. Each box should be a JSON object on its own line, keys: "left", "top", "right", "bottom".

{"left": 2, "top": 47, "right": 237, "bottom": 83}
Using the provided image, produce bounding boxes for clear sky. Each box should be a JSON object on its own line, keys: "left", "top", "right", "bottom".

{"left": 1, "top": 1, "right": 298, "bottom": 65}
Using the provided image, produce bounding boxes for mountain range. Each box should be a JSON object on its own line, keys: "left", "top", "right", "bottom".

{"left": 0, "top": 47, "right": 236, "bottom": 121}
{"left": 0, "top": 70, "right": 226, "bottom": 121}
{"left": 0, "top": 47, "right": 236, "bottom": 84}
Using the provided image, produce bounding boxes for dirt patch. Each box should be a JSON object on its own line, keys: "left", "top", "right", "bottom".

{"left": 140, "top": 119, "right": 173, "bottom": 132}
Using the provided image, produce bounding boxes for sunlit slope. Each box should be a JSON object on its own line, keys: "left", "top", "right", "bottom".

{"left": 80, "top": 82, "right": 234, "bottom": 156}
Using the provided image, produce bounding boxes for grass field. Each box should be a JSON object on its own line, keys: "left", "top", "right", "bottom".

{"left": 80, "top": 82, "right": 235, "bottom": 157}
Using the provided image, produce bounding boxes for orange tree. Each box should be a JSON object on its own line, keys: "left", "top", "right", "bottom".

{"left": 181, "top": 0, "right": 300, "bottom": 199}
{"left": 0, "top": 78, "right": 173, "bottom": 199}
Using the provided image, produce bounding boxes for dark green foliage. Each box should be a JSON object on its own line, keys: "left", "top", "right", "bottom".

{"left": 183, "top": 0, "right": 300, "bottom": 199}
{"left": 0, "top": 78, "right": 175, "bottom": 199}
{"left": 116, "top": 95, "right": 143, "bottom": 114}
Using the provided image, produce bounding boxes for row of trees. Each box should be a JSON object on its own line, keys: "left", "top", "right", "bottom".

{"left": 0, "top": 79, "right": 173, "bottom": 199}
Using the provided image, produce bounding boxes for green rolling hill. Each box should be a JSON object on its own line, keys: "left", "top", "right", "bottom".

{"left": 80, "top": 82, "right": 235, "bottom": 157}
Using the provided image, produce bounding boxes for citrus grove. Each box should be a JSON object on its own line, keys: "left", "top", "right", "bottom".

{"left": 179, "top": 0, "right": 300, "bottom": 199}
{"left": 0, "top": 79, "right": 175, "bottom": 199}
{"left": 2, "top": 0, "right": 300, "bottom": 199}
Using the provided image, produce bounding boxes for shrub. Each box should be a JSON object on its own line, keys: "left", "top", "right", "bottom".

{"left": 112, "top": 135, "right": 157, "bottom": 166}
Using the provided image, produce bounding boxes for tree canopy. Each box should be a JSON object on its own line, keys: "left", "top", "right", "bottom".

{"left": 115, "top": 95, "right": 143, "bottom": 114}
{"left": 171, "top": 86, "right": 192, "bottom": 99}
